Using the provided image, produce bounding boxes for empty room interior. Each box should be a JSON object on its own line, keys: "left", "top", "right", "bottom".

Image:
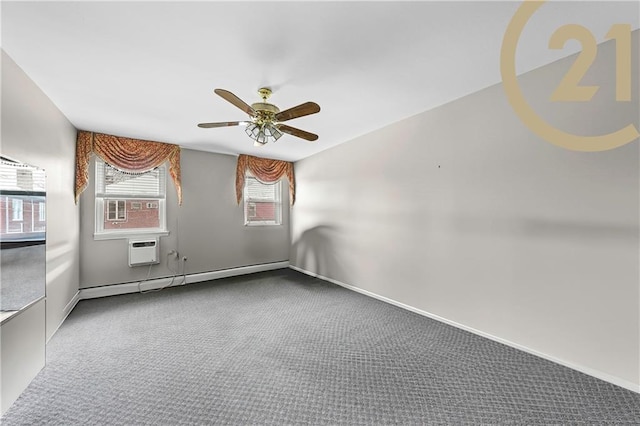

{"left": 1, "top": 1, "right": 640, "bottom": 424}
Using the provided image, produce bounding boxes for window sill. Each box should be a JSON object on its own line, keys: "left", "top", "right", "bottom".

{"left": 94, "top": 230, "right": 169, "bottom": 241}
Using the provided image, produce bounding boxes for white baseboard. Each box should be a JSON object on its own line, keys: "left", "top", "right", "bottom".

{"left": 79, "top": 261, "right": 290, "bottom": 300}
{"left": 47, "top": 291, "right": 81, "bottom": 343}
{"left": 289, "top": 265, "right": 640, "bottom": 394}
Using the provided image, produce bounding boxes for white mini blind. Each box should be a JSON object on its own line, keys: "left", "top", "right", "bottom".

{"left": 0, "top": 158, "right": 46, "bottom": 192}
{"left": 96, "top": 158, "right": 166, "bottom": 199}
{"left": 245, "top": 177, "right": 281, "bottom": 202}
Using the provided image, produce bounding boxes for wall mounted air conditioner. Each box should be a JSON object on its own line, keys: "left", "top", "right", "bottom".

{"left": 128, "top": 238, "right": 159, "bottom": 267}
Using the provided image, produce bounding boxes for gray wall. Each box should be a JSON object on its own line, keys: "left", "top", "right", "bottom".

{"left": 79, "top": 148, "right": 290, "bottom": 288}
{"left": 291, "top": 34, "right": 639, "bottom": 389}
{"left": 1, "top": 301, "right": 46, "bottom": 415}
{"left": 1, "top": 50, "right": 80, "bottom": 341}
{"left": 1, "top": 50, "right": 79, "bottom": 413}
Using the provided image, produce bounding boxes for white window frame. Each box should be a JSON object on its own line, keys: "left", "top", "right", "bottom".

{"left": 243, "top": 175, "right": 282, "bottom": 226}
{"left": 94, "top": 158, "right": 168, "bottom": 240}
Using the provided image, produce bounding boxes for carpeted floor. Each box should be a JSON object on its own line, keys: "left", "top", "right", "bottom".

{"left": 2, "top": 268, "right": 640, "bottom": 425}
{"left": 1, "top": 244, "right": 46, "bottom": 311}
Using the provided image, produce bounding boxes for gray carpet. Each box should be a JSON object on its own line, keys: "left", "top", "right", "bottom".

{"left": 1, "top": 244, "right": 46, "bottom": 311}
{"left": 2, "top": 268, "right": 639, "bottom": 425}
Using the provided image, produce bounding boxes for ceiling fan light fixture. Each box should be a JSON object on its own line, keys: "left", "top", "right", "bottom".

{"left": 245, "top": 122, "right": 260, "bottom": 138}
{"left": 265, "top": 123, "right": 283, "bottom": 140}
{"left": 245, "top": 122, "right": 282, "bottom": 145}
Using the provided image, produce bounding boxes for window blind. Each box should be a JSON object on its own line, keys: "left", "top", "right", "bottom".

{"left": 245, "top": 177, "right": 281, "bottom": 202}
{"left": 96, "top": 158, "right": 166, "bottom": 199}
{"left": 0, "top": 158, "right": 46, "bottom": 193}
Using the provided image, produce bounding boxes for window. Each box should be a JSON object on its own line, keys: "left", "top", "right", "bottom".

{"left": 247, "top": 203, "right": 257, "bottom": 218}
{"left": 38, "top": 201, "right": 46, "bottom": 222}
{"left": 11, "top": 198, "right": 23, "bottom": 221}
{"left": 95, "top": 158, "right": 167, "bottom": 238}
{"left": 1, "top": 158, "right": 46, "bottom": 238}
{"left": 107, "top": 200, "right": 126, "bottom": 221}
{"left": 244, "top": 175, "right": 282, "bottom": 226}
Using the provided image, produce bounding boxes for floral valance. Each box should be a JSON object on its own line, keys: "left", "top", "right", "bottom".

{"left": 235, "top": 154, "right": 295, "bottom": 205}
{"left": 75, "top": 131, "right": 182, "bottom": 205}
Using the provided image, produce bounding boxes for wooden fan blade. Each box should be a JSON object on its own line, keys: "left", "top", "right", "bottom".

{"left": 214, "top": 89, "right": 256, "bottom": 116}
{"left": 197, "top": 121, "right": 243, "bottom": 128}
{"left": 278, "top": 124, "right": 318, "bottom": 141}
{"left": 275, "top": 102, "right": 320, "bottom": 122}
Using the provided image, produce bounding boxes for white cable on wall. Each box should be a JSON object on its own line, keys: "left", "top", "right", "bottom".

{"left": 137, "top": 208, "right": 186, "bottom": 293}
{"left": 137, "top": 253, "right": 180, "bottom": 294}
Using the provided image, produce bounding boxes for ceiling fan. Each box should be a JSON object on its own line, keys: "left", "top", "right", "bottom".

{"left": 198, "top": 88, "right": 321, "bottom": 146}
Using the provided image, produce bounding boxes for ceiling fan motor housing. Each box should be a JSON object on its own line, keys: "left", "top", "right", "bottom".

{"left": 251, "top": 102, "right": 279, "bottom": 125}
{"left": 251, "top": 102, "right": 280, "bottom": 115}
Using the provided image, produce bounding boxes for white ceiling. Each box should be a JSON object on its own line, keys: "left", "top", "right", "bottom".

{"left": 2, "top": 1, "right": 638, "bottom": 162}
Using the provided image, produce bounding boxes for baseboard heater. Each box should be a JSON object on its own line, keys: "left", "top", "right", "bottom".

{"left": 79, "top": 261, "right": 290, "bottom": 300}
